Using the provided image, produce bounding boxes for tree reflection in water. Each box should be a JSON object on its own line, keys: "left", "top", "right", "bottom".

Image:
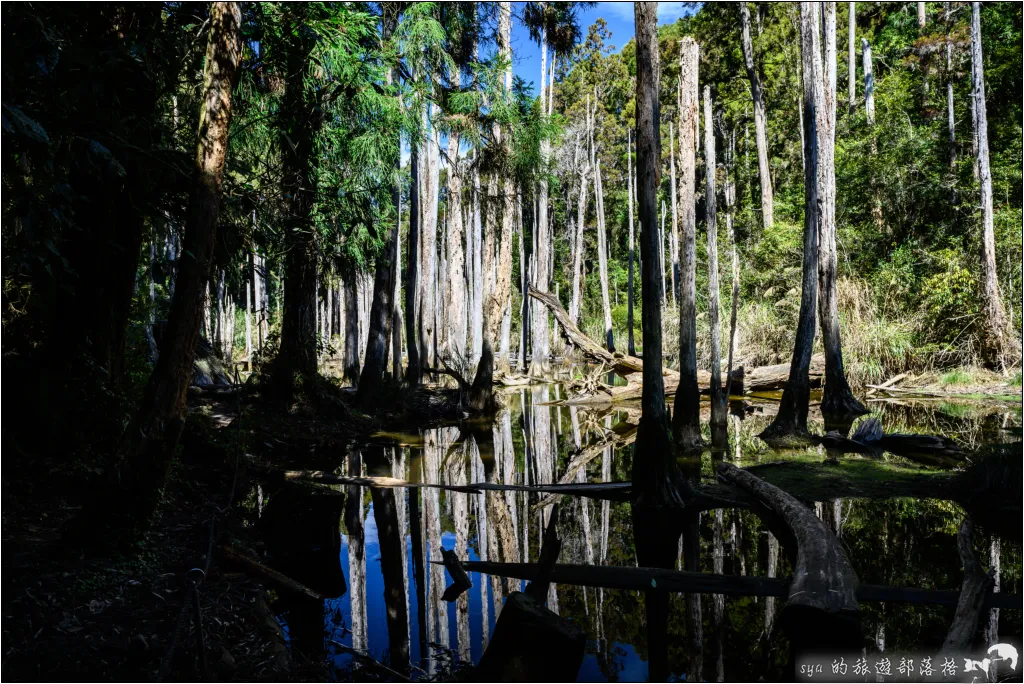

{"left": 266, "top": 390, "right": 1021, "bottom": 681}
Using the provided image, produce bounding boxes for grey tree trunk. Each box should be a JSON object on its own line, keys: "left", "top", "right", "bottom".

{"left": 740, "top": 1, "right": 774, "bottom": 229}
{"left": 762, "top": 1, "right": 822, "bottom": 439}
{"left": 627, "top": 128, "right": 637, "bottom": 356}
{"left": 818, "top": 2, "right": 866, "bottom": 417}
{"left": 672, "top": 36, "right": 702, "bottom": 451}
{"left": 419, "top": 103, "right": 440, "bottom": 375}
{"left": 724, "top": 128, "right": 741, "bottom": 400}
{"left": 848, "top": 2, "right": 856, "bottom": 116}
{"left": 595, "top": 161, "right": 615, "bottom": 352}
{"left": 704, "top": 86, "right": 726, "bottom": 428}
{"left": 392, "top": 191, "right": 403, "bottom": 380}
{"left": 862, "top": 38, "right": 875, "bottom": 125}
{"left": 946, "top": 3, "right": 957, "bottom": 175}
{"left": 344, "top": 274, "right": 360, "bottom": 385}
{"left": 570, "top": 165, "right": 587, "bottom": 325}
{"left": 971, "top": 1, "right": 1016, "bottom": 369}
{"left": 445, "top": 81, "right": 467, "bottom": 362}
{"left": 471, "top": 148, "right": 484, "bottom": 365}
{"left": 519, "top": 194, "right": 528, "bottom": 370}
{"left": 245, "top": 261, "right": 252, "bottom": 365}
{"left": 669, "top": 124, "right": 680, "bottom": 304}
{"left": 531, "top": 26, "right": 551, "bottom": 377}
{"left": 406, "top": 144, "right": 421, "bottom": 384}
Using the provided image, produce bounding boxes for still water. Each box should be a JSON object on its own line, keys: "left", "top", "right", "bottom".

{"left": 258, "top": 387, "right": 1022, "bottom": 681}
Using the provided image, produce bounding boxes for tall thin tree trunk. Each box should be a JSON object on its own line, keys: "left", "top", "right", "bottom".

{"left": 862, "top": 38, "right": 875, "bottom": 125}
{"left": 669, "top": 124, "right": 680, "bottom": 304}
{"left": 818, "top": 3, "right": 866, "bottom": 417}
{"left": 971, "top": 1, "right": 1015, "bottom": 369}
{"left": 445, "top": 70, "right": 467, "bottom": 363}
{"left": 344, "top": 275, "right": 360, "bottom": 385}
{"left": 570, "top": 167, "right": 587, "bottom": 325}
{"left": 740, "top": 1, "right": 774, "bottom": 229}
{"left": 110, "top": 1, "right": 241, "bottom": 531}
{"left": 762, "top": 1, "right": 822, "bottom": 439}
{"left": 627, "top": 128, "right": 637, "bottom": 356}
{"left": 724, "top": 128, "right": 741, "bottom": 401}
{"left": 531, "top": 25, "right": 551, "bottom": 377}
{"left": 419, "top": 104, "right": 440, "bottom": 375}
{"left": 406, "top": 144, "right": 421, "bottom": 384}
{"left": 848, "top": 2, "right": 856, "bottom": 116}
{"left": 595, "top": 161, "right": 615, "bottom": 352}
{"left": 471, "top": 148, "right": 484, "bottom": 364}
{"left": 704, "top": 87, "right": 726, "bottom": 428}
{"left": 672, "top": 37, "right": 702, "bottom": 451}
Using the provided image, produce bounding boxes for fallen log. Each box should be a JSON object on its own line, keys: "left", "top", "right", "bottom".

{"left": 532, "top": 425, "right": 638, "bottom": 511}
{"left": 440, "top": 548, "right": 472, "bottom": 602}
{"left": 458, "top": 561, "right": 1020, "bottom": 609}
{"left": 940, "top": 519, "right": 993, "bottom": 654}
{"left": 220, "top": 545, "right": 326, "bottom": 601}
{"left": 716, "top": 462, "right": 861, "bottom": 649}
{"left": 818, "top": 417, "right": 963, "bottom": 464}
{"left": 528, "top": 285, "right": 823, "bottom": 401}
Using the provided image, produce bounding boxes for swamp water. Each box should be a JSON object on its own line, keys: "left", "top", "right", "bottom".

{"left": 257, "top": 387, "right": 1022, "bottom": 681}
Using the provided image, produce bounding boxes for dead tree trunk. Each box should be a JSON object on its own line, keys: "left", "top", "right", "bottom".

{"left": 704, "top": 86, "right": 726, "bottom": 428}
{"left": 672, "top": 36, "right": 703, "bottom": 450}
{"left": 862, "top": 37, "right": 875, "bottom": 125}
{"left": 971, "top": 1, "right": 1016, "bottom": 369}
{"left": 724, "top": 128, "right": 741, "bottom": 400}
{"left": 595, "top": 160, "right": 615, "bottom": 352}
{"left": 531, "top": 26, "right": 552, "bottom": 377}
{"left": 109, "top": 1, "right": 241, "bottom": 532}
{"left": 763, "top": 2, "right": 822, "bottom": 440}
{"left": 669, "top": 124, "right": 680, "bottom": 304}
{"left": 444, "top": 75, "right": 467, "bottom": 363}
{"left": 740, "top": 1, "right": 774, "bottom": 229}
{"left": 848, "top": 2, "right": 856, "bottom": 116}
{"left": 569, "top": 166, "right": 587, "bottom": 326}
{"left": 627, "top": 128, "right": 637, "bottom": 356}
{"left": 406, "top": 144, "right": 421, "bottom": 385}
{"left": 818, "top": 2, "right": 867, "bottom": 418}
{"left": 633, "top": 2, "right": 690, "bottom": 510}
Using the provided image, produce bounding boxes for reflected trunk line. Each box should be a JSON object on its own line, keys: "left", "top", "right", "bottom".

{"left": 765, "top": 531, "right": 779, "bottom": 637}
{"left": 408, "top": 450, "right": 427, "bottom": 668}
{"left": 345, "top": 451, "right": 367, "bottom": 655}
{"left": 446, "top": 433, "right": 472, "bottom": 663}
{"left": 369, "top": 451, "right": 410, "bottom": 673}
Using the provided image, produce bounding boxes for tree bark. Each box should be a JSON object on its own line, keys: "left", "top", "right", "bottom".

{"left": 344, "top": 275, "right": 360, "bottom": 385}
{"left": 672, "top": 37, "right": 702, "bottom": 450}
{"left": 669, "top": 124, "right": 680, "bottom": 304}
{"left": 633, "top": 2, "right": 690, "bottom": 510}
{"left": 406, "top": 144, "right": 422, "bottom": 384}
{"left": 862, "top": 38, "right": 875, "bottom": 125}
{"left": 818, "top": 2, "right": 867, "bottom": 417}
{"left": 570, "top": 166, "right": 587, "bottom": 326}
{"left": 704, "top": 86, "right": 726, "bottom": 428}
{"left": 444, "top": 75, "right": 467, "bottom": 364}
{"left": 762, "top": 2, "right": 822, "bottom": 439}
{"left": 971, "top": 1, "right": 1016, "bottom": 369}
{"left": 627, "top": 128, "right": 637, "bottom": 356}
{"left": 110, "top": 1, "right": 241, "bottom": 531}
{"left": 419, "top": 104, "right": 440, "bottom": 375}
{"left": 848, "top": 2, "right": 856, "bottom": 116}
{"left": 531, "top": 26, "right": 551, "bottom": 377}
{"left": 740, "top": 1, "right": 774, "bottom": 230}
{"left": 595, "top": 160, "right": 615, "bottom": 352}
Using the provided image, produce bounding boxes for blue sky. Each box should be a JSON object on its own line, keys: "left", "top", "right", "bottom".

{"left": 510, "top": 2, "right": 697, "bottom": 98}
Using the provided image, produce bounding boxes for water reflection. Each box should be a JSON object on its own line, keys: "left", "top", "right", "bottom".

{"left": 265, "top": 389, "right": 1021, "bottom": 681}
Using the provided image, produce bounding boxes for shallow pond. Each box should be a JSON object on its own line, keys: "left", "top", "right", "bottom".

{"left": 257, "top": 388, "right": 1022, "bottom": 681}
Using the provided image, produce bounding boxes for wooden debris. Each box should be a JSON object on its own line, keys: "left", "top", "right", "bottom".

{"left": 220, "top": 545, "right": 325, "bottom": 601}
{"left": 940, "top": 519, "right": 994, "bottom": 654}
{"left": 532, "top": 426, "right": 638, "bottom": 511}
{"left": 440, "top": 548, "right": 472, "bottom": 602}
{"left": 458, "top": 561, "right": 1020, "bottom": 609}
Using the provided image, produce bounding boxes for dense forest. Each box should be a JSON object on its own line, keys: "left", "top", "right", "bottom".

{"left": 2, "top": 2, "right": 1021, "bottom": 682}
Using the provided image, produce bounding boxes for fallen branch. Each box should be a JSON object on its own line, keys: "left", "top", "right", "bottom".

{"left": 220, "top": 545, "right": 325, "bottom": 601}
{"left": 532, "top": 426, "right": 638, "bottom": 511}
{"left": 459, "top": 561, "right": 1019, "bottom": 609}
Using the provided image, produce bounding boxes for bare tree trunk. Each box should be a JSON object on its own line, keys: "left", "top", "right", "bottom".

{"left": 627, "top": 128, "right": 637, "bottom": 356}
{"left": 633, "top": 1, "right": 690, "bottom": 509}
{"left": 471, "top": 149, "right": 484, "bottom": 364}
{"left": 672, "top": 37, "right": 702, "bottom": 451}
{"left": 110, "top": 2, "right": 241, "bottom": 530}
{"left": 946, "top": 3, "right": 957, "bottom": 179}
{"left": 818, "top": 3, "right": 866, "bottom": 417}
{"left": 595, "top": 161, "right": 615, "bottom": 352}
{"left": 420, "top": 104, "right": 440, "bottom": 375}
{"left": 971, "top": 1, "right": 1016, "bottom": 369}
{"left": 392, "top": 190, "right": 403, "bottom": 380}
{"left": 531, "top": 26, "right": 551, "bottom": 377}
{"left": 570, "top": 168, "right": 587, "bottom": 325}
{"left": 724, "top": 128, "right": 741, "bottom": 401}
{"left": 344, "top": 275, "right": 360, "bottom": 385}
{"left": 848, "top": 2, "right": 856, "bottom": 116}
{"left": 445, "top": 69, "right": 467, "bottom": 362}
{"left": 669, "top": 124, "right": 680, "bottom": 304}
{"left": 862, "top": 38, "right": 875, "bottom": 125}
{"left": 704, "top": 87, "right": 726, "bottom": 428}
{"left": 740, "top": 1, "right": 774, "bottom": 229}
{"left": 763, "top": 1, "right": 822, "bottom": 439}
{"left": 406, "top": 143, "right": 421, "bottom": 384}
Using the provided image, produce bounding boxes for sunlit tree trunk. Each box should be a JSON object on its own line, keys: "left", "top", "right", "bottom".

{"left": 669, "top": 124, "right": 680, "bottom": 304}
{"left": 740, "top": 1, "right": 774, "bottom": 229}
{"left": 672, "top": 36, "right": 702, "bottom": 450}
{"left": 419, "top": 104, "right": 440, "bottom": 374}
{"left": 110, "top": 1, "right": 241, "bottom": 530}
{"left": 848, "top": 2, "right": 856, "bottom": 116}
{"left": 971, "top": 1, "right": 1016, "bottom": 369}
{"left": 818, "top": 2, "right": 866, "bottom": 417}
{"left": 627, "top": 128, "right": 637, "bottom": 356}
{"left": 569, "top": 166, "right": 587, "bottom": 325}
{"left": 595, "top": 160, "right": 615, "bottom": 352}
{"left": 406, "top": 143, "right": 422, "bottom": 384}
{"left": 763, "top": 1, "right": 822, "bottom": 439}
{"left": 531, "top": 25, "right": 551, "bottom": 377}
{"left": 704, "top": 87, "right": 726, "bottom": 428}
{"left": 862, "top": 38, "right": 875, "bottom": 125}
{"left": 724, "top": 128, "right": 741, "bottom": 399}
{"left": 445, "top": 72, "right": 467, "bottom": 363}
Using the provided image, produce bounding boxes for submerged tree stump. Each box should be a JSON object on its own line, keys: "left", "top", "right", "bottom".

{"left": 716, "top": 462, "right": 861, "bottom": 650}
